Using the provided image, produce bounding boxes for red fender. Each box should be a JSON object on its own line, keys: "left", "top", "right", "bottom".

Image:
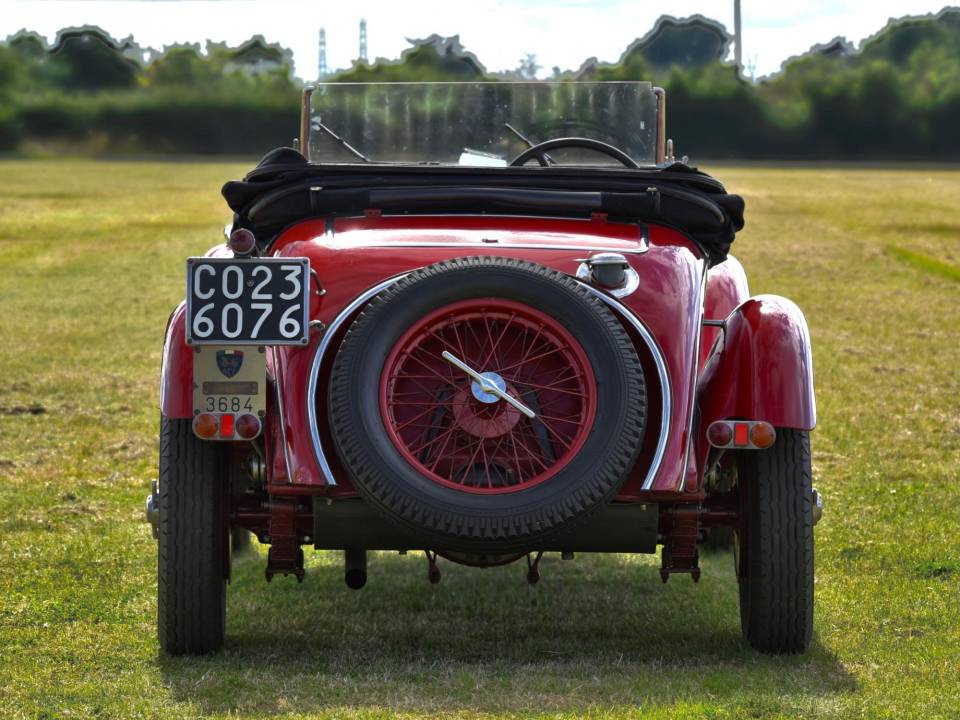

{"left": 701, "top": 256, "right": 750, "bottom": 370}
{"left": 159, "top": 302, "right": 193, "bottom": 419}
{"left": 698, "top": 294, "right": 816, "bottom": 434}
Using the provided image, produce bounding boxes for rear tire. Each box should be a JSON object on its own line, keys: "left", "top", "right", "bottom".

{"left": 736, "top": 428, "right": 814, "bottom": 653}
{"left": 329, "top": 257, "right": 646, "bottom": 553}
{"left": 157, "top": 416, "right": 228, "bottom": 655}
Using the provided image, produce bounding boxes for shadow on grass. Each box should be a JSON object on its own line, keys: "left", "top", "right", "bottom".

{"left": 159, "top": 549, "right": 855, "bottom": 715}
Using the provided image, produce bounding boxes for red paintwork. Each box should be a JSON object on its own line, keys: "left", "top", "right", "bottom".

{"left": 159, "top": 242, "right": 233, "bottom": 419}
{"left": 159, "top": 213, "right": 815, "bottom": 502}
{"left": 379, "top": 298, "right": 597, "bottom": 494}
{"left": 694, "top": 294, "right": 816, "bottom": 475}
{"left": 701, "top": 256, "right": 750, "bottom": 370}
{"left": 265, "top": 214, "right": 705, "bottom": 495}
{"left": 160, "top": 303, "right": 192, "bottom": 418}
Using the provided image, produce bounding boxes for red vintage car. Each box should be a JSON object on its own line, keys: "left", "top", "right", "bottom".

{"left": 148, "top": 82, "right": 820, "bottom": 656}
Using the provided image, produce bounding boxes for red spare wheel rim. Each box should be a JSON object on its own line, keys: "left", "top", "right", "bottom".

{"left": 379, "top": 298, "right": 598, "bottom": 494}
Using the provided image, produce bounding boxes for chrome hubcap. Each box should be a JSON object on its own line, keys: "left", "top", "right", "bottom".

{"left": 471, "top": 371, "right": 507, "bottom": 404}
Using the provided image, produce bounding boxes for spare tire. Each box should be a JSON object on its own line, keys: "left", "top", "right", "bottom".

{"left": 329, "top": 256, "right": 646, "bottom": 552}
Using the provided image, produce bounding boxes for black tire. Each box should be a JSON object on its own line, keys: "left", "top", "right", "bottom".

{"left": 704, "top": 526, "right": 734, "bottom": 552}
{"left": 736, "top": 428, "right": 814, "bottom": 653}
{"left": 157, "top": 416, "right": 228, "bottom": 655}
{"left": 329, "top": 257, "right": 646, "bottom": 553}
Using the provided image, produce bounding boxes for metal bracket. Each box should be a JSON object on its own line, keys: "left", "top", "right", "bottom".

{"left": 310, "top": 268, "right": 326, "bottom": 297}
{"left": 526, "top": 551, "right": 544, "bottom": 585}
{"left": 144, "top": 480, "right": 159, "bottom": 540}
{"left": 660, "top": 504, "right": 701, "bottom": 582}
{"left": 265, "top": 498, "right": 304, "bottom": 582}
{"left": 425, "top": 550, "right": 441, "bottom": 584}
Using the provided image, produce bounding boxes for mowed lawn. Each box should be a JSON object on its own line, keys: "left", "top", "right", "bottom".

{"left": 1, "top": 160, "right": 958, "bottom": 719}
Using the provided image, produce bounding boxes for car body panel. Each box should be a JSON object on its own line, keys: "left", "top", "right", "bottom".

{"left": 694, "top": 293, "right": 816, "bottom": 475}
{"left": 159, "top": 218, "right": 814, "bottom": 500}
{"left": 701, "top": 256, "right": 750, "bottom": 370}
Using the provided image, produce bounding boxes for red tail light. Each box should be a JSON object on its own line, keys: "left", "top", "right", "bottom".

{"left": 228, "top": 228, "right": 256, "bottom": 255}
{"left": 706, "top": 421, "right": 733, "bottom": 447}
{"left": 734, "top": 422, "right": 749, "bottom": 447}
{"left": 235, "top": 413, "right": 262, "bottom": 440}
{"left": 749, "top": 422, "right": 777, "bottom": 449}
{"left": 219, "top": 413, "right": 235, "bottom": 438}
{"left": 707, "top": 420, "right": 776, "bottom": 450}
{"left": 193, "top": 413, "right": 218, "bottom": 439}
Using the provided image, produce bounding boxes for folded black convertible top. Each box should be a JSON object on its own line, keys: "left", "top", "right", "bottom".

{"left": 223, "top": 147, "right": 745, "bottom": 266}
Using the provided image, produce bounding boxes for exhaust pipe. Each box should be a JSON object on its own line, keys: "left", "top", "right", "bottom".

{"left": 344, "top": 548, "right": 367, "bottom": 589}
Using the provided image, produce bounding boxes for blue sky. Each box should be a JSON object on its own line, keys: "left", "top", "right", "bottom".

{"left": 1, "top": 1, "right": 952, "bottom": 79}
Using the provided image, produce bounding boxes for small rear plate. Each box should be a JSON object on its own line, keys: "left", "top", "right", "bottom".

{"left": 193, "top": 345, "right": 267, "bottom": 419}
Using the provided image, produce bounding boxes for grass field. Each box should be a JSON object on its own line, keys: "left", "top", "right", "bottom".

{"left": 1, "top": 161, "right": 959, "bottom": 719}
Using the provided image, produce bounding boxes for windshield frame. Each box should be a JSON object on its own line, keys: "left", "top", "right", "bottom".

{"left": 297, "top": 82, "right": 667, "bottom": 168}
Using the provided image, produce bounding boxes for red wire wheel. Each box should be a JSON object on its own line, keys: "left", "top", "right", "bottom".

{"left": 329, "top": 257, "right": 646, "bottom": 552}
{"left": 380, "top": 299, "right": 598, "bottom": 494}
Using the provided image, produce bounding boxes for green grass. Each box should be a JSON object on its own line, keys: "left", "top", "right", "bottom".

{"left": 1, "top": 161, "right": 959, "bottom": 719}
{"left": 886, "top": 245, "right": 960, "bottom": 283}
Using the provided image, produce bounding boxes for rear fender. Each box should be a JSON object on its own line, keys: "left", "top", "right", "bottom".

{"left": 697, "top": 294, "right": 816, "bottom": 461}
{"left": 160, "top": 303, "right": 193, "bottom": 419}
{"left": 701, "top": 256, "right": 749, "bottom": 370}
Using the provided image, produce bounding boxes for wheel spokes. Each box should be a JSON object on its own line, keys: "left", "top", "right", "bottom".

{"left": 381, "top": 300, "right": 595, "bottom": 493}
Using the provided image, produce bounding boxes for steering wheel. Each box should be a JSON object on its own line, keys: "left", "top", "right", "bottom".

{"left": 509, "top": 137, "right": 639, "bottom": 169}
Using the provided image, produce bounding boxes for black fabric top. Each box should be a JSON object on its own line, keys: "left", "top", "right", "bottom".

{"left": 222, "top": 147, "right": 745, "bottom": 266}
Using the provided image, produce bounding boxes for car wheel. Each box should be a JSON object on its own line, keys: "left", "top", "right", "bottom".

{"left": 157, "top": 416, "right": 228, "bottom": 655}
{"left": 735, "top": 428, "right": 814, "bottom": 653}
{"left": 329, "top": 256, "right": 646, "bottom": 553}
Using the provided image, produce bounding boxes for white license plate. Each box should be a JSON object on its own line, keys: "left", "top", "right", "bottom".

{"left": 185, "top": 257, "right": 310, "bottom": 346}
{"left": 192, "top": 345, "right": 266, "bottom": 418}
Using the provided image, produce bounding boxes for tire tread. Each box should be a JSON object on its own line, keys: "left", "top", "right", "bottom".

{"left": 157, "top": 416, "right": 227, "bottom": 655}
{"left": 738, "top": 428, "right": 814, "bottom": 653}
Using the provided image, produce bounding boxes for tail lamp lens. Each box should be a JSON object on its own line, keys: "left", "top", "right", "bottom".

{"left": 707, "top": 420, "right": 777, "bottom": 450}
{"left": 228, "top": 228, "right": 256, "bottom": 255}
{"left": 734, "top": 422, "right": 749, "bottom": 447}
{"left": 235, "top": 413, "right": 262, "bottom": 440}
{"left": 193, "top": 413, "right": 218, "bottom": 439}
{"left": 749, "top": 422, "right": 777, "bottom": 449}
{"left": 707, "top": 421, "right": 733, "bottom": 447}
{"left": 219, "top": 413, "right": 235, "bottom": 438}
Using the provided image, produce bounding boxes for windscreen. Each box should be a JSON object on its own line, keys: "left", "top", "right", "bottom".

{"left": 307, "top": 82, "right": 658, "bottom": 167}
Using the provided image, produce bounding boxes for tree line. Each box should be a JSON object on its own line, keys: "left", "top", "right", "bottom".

{"left": 1, "top": 9, "right": 958, "bottom": 159}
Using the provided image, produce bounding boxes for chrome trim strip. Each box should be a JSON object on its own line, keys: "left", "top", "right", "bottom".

{"left": 679, "top": 266, "right": 707, "bottom": 490}
{"left": 331, "top": 242, "right": 649, "bottom": 254}
{"left": 272, "top": 346, "right": 295, "bottom": 483}
{"left": 577, "top": 283, "right": 671, "bottom": 492}
{"left": 306, "top": 274, "right": 411, "bottom": 485}
{"left": 653, "top": 86, "right": 666, "bottom": 165}
{"left": 300, "top": 85, "right": 315, "bottom": 161}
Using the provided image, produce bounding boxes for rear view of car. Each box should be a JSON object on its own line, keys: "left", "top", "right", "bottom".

{"left": 150, "top": 81, "right": 819, "bottom": 656}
